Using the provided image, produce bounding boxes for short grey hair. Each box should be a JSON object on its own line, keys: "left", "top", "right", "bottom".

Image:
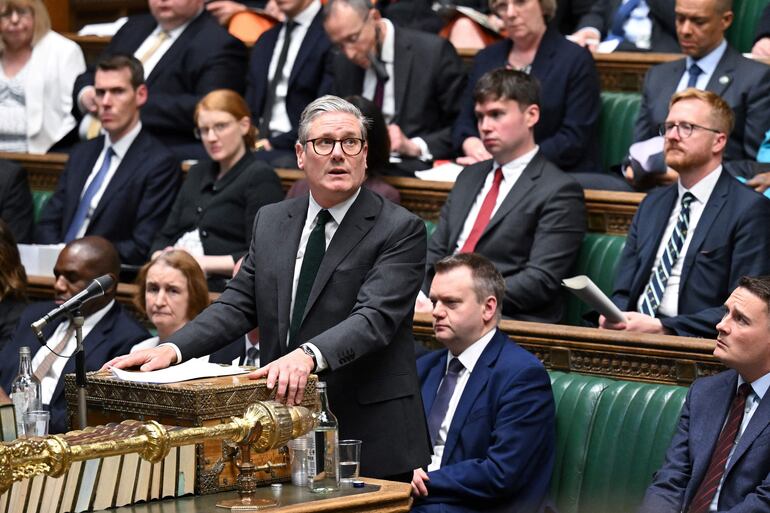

{"left": 297, "top": 95, "right": 369, "bottom": 144}
{"left": 324, "top": 0, "right": 372, "bottom": 20}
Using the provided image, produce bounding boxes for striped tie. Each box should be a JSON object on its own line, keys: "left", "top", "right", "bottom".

{"left": 640, "top": 192, "right": 695, "bottom": 317}
{"left": 687, "top": 383, "right": 751, "bottom": 513}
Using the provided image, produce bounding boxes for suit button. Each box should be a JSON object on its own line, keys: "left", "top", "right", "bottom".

{"left": 201, "top": 230, "right": 208, "bottom": 238}
{"left": 196, "top": 206, "right": 203, "bottom": 213}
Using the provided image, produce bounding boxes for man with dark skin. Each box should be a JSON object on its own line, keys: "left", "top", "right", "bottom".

{"left": 0, "top": 236, "right": 148, "bottom": 433}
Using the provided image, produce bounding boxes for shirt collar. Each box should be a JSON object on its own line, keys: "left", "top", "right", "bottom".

{"left": 293, "top": 0, "right": 321, "bottom": 26}
{"left": 379, "top": 18, "right": 395, "bottom": 64}
{"left": 449, "top": 327, "right": 496, "bottom": 374}
{"left": 739, "top": 371, "right": 770, "bottom": 401}
{"left": 307, "top": 187, "right": 361, "bottom": 226}
{"left": 81, "top": 299, "right": 115, "bottom": 331}
{"left": 494, "top": 145, "right": 539, "bottom": 180}
{"left": 687, "top": 39, "right": 727, "bottom": 78}
{"left": 677, "top": 165, "right": 721, "bottom": 206}
{"left": 106, "top": 121, "right": 142, "bottom": 158}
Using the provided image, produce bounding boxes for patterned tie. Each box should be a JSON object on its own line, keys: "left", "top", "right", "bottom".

{"left": 639, "top": 192, "right": 695, "bottom": 317}
{"left": 427, "top": 358, "right": 465, "bottom": 446}
{"left": 687, "top": 383, "right": 751, "bottom": 513}
{"left": 460, "top": 167, "right": 503, "bottom": 253}
{"left": 245, "top": 346, "right": 259, "bottom": 367}
{"left": 64, "top": 147, "right": 114, "bottom": 242}
{"left": 259, "top": 20, "right": 297, "bottom": 138}
{"left": 289, "top": 209, "right": 332, "bottom": 347}
{"left": 33, "top": 324, "right": 76, "bottom": 383}
{"left": 87, "top": 31, "right": 169, "bottom": 139}
{"left": 687, "top": 63, "right": 703, "bottom": 88}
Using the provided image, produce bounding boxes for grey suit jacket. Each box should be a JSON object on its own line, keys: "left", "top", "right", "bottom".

{"left": 634, "top": 44, "right": 770, "bottom": 160}
{"left": 639, "top": 370, "right": 770, "bottom": 512}
{"left": 166, "top": 188, "right": 431, "bottom": 478}
{"left": 330, "top": 25, "right": 465, "bottom": 159}
{"left": 424, "top": 152, "right": 587, "bottom": 323}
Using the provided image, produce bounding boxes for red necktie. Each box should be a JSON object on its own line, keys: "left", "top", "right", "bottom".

{"left": 687, "top": 383, "right": 751, "bottom": 513}
{"left": 460, "top": 167, "right": 503, "bottom": 253}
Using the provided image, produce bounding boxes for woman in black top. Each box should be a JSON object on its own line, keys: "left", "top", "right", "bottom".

{"left": 151, "top": 90, "right": 284, "bottom": 289}
{"left": 0, "top": 218, "right": 26, "bottom": 349}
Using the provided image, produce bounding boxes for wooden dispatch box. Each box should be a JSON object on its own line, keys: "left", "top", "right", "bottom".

{"left": 64, "top": 371, "right": 319, "bottom": 495}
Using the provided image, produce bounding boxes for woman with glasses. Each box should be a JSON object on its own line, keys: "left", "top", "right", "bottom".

{"left": 150, "top": 89, "right": 284, "bottom": 291}
{"left": 451, "top": 0, "right": 601, "bottom": 174}
{"left": 0, "top": 0, "right": 85, "bottom": 153}
{"left": 286, "top": 95, "right": 400, "bottom": 204}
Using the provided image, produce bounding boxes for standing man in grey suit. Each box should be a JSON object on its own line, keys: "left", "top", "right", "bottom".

{"left": 639, "top": 275, "right": 770, "bottom": 512}
{"left": 633, "top": 0, "right": 770, "bottom": 165}
{"left": 323, "top": 0, "right": 465, "bottom": 175}
{"left": 106, "top": 95, "right": 431, "bottom": 481}
{"left": 416, "top": 69, "right": 586, "bottom": 324}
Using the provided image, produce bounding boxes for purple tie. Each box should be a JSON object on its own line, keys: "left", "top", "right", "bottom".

{"left": 427, "top": 358, "right": 465, "bottom": 446}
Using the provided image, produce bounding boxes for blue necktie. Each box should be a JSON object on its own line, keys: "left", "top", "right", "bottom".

{"left": 640, "top": 192, "right": 695, "bottom": 317}
{"left": 687, "top": 63, "right": 703, "bottom": 88}
{"left": 64, "top": 147, "right": 114, "bottom": 242}
{"left": 608, "top": 0, "right": 642, "bottom": 40}
{"left": 427, "top": 358, "right": 465, "bottom": 446}
{"left": 289, "top": 209, "right": 332, "bottom": 347}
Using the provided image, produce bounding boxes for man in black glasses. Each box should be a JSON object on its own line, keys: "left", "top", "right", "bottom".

{"left": 106, "top": 95, "right": 431, "bottom": 482}
{"left": 601, "top": 88, "right": 770, "bottom": 338}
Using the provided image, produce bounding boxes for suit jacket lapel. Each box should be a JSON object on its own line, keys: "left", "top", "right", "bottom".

{"left": 255, "top": 28, "right": 280, "bottom": 105}
{"left": 631, "top": 187, "right": 678, "bottom": 302}
{"left": 448, "top": 162, "right": 493, "bottom": 247}
{"left": 64, "top": 140, "right": 105, "bottom": 230}
{"left": 90, "top": 131, "right": 147, "bottom": 223}
{"left": 482, "top": 153, "right": 542, "bottom": 237}
{"left": 148, "top": 14, "right": 202, "bottom": 85}
{"left": 421, "top": 352, "right": 449, "bottom": 418}
{"left": 277, "top": 199, "right": 309, "bottom": 349}
{"left": 725, "top": 383, "right": 770, "bottom": 477}
{"left": 289, "top": 12, "right": 323, "bottom": 87}
{"left": 706, "top": 46, "right": 737, "bottom": 97}
{"left": 301, "top": 190, "right": 378, "bottom": 325}
{"left": 442, "top": 329, "right": 502, "bottom": 464}
{"left": 392, "top": 27, "right": 411, "bottom": 125}
{"left": 679, "top": 171, "right": 728, "bottom": 290}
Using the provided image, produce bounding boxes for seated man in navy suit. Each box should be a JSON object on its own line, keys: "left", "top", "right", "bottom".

{"left": 413, "top": 253, "right": 555, "bottom": 513}
{"left": 0, "top": 237, "right": 148, "bottom": 434}
{"left": 640, "top": 275, "right": 770, "bottom": 512}
{"left": 245, "top": 0, "right": 333, "bottom": 166}
{"left": 36, "top": 55, "right": 181, "bottom": 265}
{"left": 73, "top": 0, "right": 247, "bottom": 159}
{"left": 602, "top": 89, "right": 770, "bottom": 338}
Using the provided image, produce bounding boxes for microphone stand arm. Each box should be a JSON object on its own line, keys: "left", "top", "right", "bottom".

{"left": 70, "top": 308, "right": 87, "bottom": 430}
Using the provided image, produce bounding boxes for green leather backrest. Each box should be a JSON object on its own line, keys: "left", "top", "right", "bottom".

{"left": 599, "top": 92, "right": 642, "bottom": 172}
{"left": 32, "top": 190, "right": 53, "bottom": 224}
{"left": 424, "top": 220, "right": 437, "bottom": 239}
{"left": 549, "top": 372, "right": 614, "bottom": 513}
{"left": 726, "top": 0, "right": 770, "bottom": 53}
{"left": 563, "top": 233, "right": 627, "bottom": 326}
{"left": 577, "top": 381, "right": 687, "bottom": 513}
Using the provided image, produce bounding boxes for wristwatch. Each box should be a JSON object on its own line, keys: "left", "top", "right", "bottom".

{"left": 300, "top": 344, "right": 317, "bottom": 372}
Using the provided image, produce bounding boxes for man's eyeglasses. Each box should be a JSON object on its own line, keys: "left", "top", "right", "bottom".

{"left": 306, "top": 137, "right": 365, "bottom": 156}
{"left": 659, "top": 121, "right": 721, "bottom": 139}
{"left": 194, "top": 121, "right": 234, "bottom": 139}
{"left": 0, "top": 6, "right": 33, "bottom": 19}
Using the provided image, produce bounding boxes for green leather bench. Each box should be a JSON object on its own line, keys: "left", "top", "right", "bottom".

{"left": 563, "top": 233, "right": 627, "bottom": 326}
{"left": 726, "top": 0, "right": 770, "bottom": 53}
{"left": 549, "top": 371, "right": 687, "bottom": 513}
{"left": 32, "top": 189, "right": 53, "bottom": 224}
{"left": 599, "top": 92, "right": 642, "bottom": 172}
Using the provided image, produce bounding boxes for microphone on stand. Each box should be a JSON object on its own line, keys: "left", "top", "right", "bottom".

{"left": 30, "top": 274, "right": 114, "bottom": 342}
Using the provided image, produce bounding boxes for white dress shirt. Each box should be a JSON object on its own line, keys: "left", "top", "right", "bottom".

{"left": 676, "top": 39, "right": 728, "bottom": 92}
{"left": 134, "top": 16, "right": 195, "bottom": 78}
{"left": 637, "top": 167, "right": 722, "bottom": 317}
{"left": 72, "top": 121, "right": 143, "bottom": 239}
{"left": 266, "top": 0, "right": 322, "bottom": 136}
{"left": 709, "top": 372, "right": 770, "bottom": 511}
{"left": 32, "top": 300, "right": 114, "bottom": 405}
{"left": 428, "top": 328, "right": 496, "bottom": 471}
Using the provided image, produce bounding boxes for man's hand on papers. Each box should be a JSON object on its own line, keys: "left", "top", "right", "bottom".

{"left": 599, "top": 312, "right": 667, "bottom": 334}
{"left": 251, "top": 348, "right": 314, "bottom": 405}
{"left": 101, "top": 346, "right": 178, "bottom": 372}
{"left": 411, "top": 468, "right": 430, "bottom": 497}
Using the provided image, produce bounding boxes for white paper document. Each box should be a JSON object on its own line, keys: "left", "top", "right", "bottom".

{"left": 414, "top": 162, "right": 464, "bottom": 182}
{"left": 109, "top": 357, "right": 248, "bottom": 384}
{"left": 562, "top": 275, "right": 626, "bottom": 324}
